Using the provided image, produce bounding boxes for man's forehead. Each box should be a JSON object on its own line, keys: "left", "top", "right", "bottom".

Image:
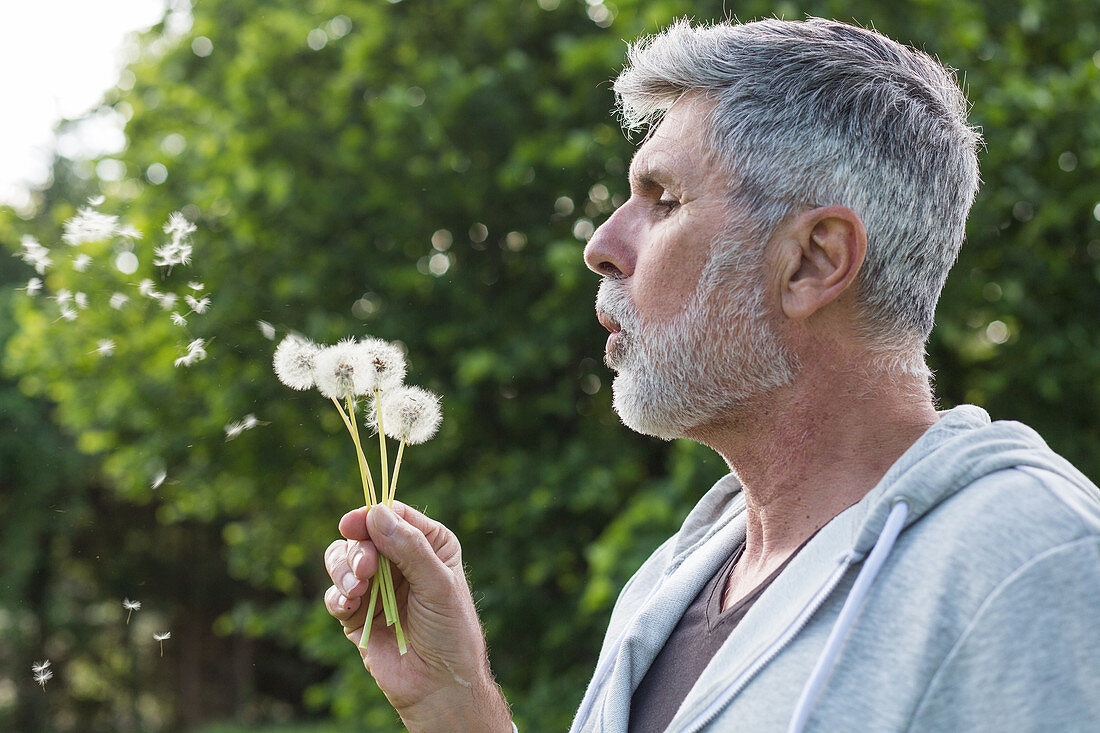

{"left": 627, "top": 98, "right": 711, "bottom": 188}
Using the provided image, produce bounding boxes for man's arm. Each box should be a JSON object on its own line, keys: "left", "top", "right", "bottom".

{"left": 906, "top": 537, "right": 1100, "bottom": 731}
{"left": 324, "top": 502, "right": 513, "bottom": 733}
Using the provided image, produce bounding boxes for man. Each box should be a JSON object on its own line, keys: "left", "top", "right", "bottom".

{"left": 323, "top": 18, "right": 1100, "bottom": 732}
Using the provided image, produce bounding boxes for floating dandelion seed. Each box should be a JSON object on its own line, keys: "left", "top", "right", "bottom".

{"left": 72, "top": 253, "right": 92, "bottom": 272}
{"left": 17, "top": 235, "right": 52, "bottom": 273}
{"left": 257, "top": 320, "right": 277, "bottom": 340}
{"left": 151, "top": 469, "right": 168, "bottom": 489}
{"left": 154, "top": 212, "right": 196, "bottom": 267}
{"left": 188, "top": 281, "right": 204, "bottom": 290}
{"left": 63, "top": 207, "right": 118, "bottom": 245}
{"left": 33, "top": 668, "right": 53, "bottom": 691}
{"left": 138, "top": 279, "right": 158, "bottom": 298}
{"left": 170, "top": 312, "right": 188, "bottom": 327}
{"left": 32, "top": 660, "right": 51, "bottom": 675}
{"left": 91, "top": 339, "right": 116, "bottom": 356}
{"left": 55, "top": 289, "right": 73, "bottom": 306}
{"left": 117, "top": 224, "right": 142, "bottom": 240}
{"left": 154, "top": 631, "right": 171, "bottom": 657}
{"left": 174, "top": 339, "right": 207, "bottom": 367}
{"left": 123, "top": 598, "right": 141, "bottom": 623}
{"left": 185, "top": 295, "right": 210, "bottom": 314}
{"left": 109, "top": 292, "right": 130, "bottom": 309}
{"left": 224, "top": 413, "right": 265, "bottom": 440}
{"left": 164, "top": 211, "right": 197, "bottom": 238}
{"left": 156, "top": 292, "right": 178, "bottom": 310}
{"left": 88, "top": 195, "right": 106, "bottom": 206}
{"left": 74, "top": 292, "right": 89, "bottom": 310}
{"left": 378, "top": 385, "right": 442, "bottom": 445}
{"left": 273, "top": 335, "right": 320, "bottom": 390}
{"left": 23, "top": 278, "right": 43, "bottom": 296}
{"left": 58, "top": 307, "right": 78, "bottom": 322}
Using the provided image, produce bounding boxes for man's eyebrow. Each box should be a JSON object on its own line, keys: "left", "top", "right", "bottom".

{"left": 628, "top": 157, "right": 675, "bottom": 191}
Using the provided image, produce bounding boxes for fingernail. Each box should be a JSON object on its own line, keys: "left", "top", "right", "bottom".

{"left": 341, "top": 571, "right": 358, "bottom": 594}
{"left": 351, "top": 550, "right": 365, "bottom": 575}
{"left": 337, "top": 594, "right": 349, "bottom": 608}
{"left": 373, "top": 505, "right": 397, "bottom": 536}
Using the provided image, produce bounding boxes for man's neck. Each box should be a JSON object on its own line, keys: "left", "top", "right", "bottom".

{"left": 692, "top": 364, "right": 940, "bottom": 580}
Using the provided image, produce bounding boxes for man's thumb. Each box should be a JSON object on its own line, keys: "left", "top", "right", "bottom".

{"left": 367, "top": 504, "right": 450, "bottom": 590}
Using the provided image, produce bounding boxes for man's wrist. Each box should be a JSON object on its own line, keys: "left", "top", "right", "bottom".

{"left": 397, "top": 669, "right": 512, "bottom": 733}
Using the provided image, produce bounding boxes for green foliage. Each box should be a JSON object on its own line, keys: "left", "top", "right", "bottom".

{"left": 2, "top": 0, "right": 1099, "bottom": 729}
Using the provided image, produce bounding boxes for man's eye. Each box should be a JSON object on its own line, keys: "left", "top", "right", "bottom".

{"left": 655, "top": 189, "right": 679, "bottom": 213}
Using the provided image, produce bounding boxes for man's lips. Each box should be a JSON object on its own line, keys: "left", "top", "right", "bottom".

{"left": 597, "top": 311, "right": 621, "bottom": 334}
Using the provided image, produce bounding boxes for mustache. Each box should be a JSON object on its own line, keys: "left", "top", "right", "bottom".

{"left": 595, "top": 278, "right": 637, "bottom": 332}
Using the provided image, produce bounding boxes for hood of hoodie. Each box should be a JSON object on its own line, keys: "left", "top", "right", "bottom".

{"left": 665, "top": 404, "right": 1097, "bottom": 571}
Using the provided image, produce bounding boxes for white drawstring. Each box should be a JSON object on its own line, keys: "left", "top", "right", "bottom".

{"left": 787, "top": 500, "right": 910, "bottom": 733}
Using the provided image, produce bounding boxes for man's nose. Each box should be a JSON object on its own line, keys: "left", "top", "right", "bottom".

{"left": 583, "top": 203, "right": 636, "bottom": 278}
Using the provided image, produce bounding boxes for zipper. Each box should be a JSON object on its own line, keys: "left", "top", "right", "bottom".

{"left": 677, "top": 556, "right": 854, "bottom": 733}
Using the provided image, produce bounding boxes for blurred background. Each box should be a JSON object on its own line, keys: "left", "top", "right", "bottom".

{"left": 1, "top": 0, "right": 1098, "bottom": 730}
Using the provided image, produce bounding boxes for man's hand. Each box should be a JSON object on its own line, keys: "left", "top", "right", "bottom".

{"left": 324, "top": 501, "right": 512, "bottom": 733}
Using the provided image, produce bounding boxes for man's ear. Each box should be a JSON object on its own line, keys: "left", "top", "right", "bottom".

{"left": 778, "top": 206, "right": 867, "bottom": 321}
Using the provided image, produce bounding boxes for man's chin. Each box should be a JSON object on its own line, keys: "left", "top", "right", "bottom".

{"left": 610, "top": 372, "right": 689, "bottom": 441}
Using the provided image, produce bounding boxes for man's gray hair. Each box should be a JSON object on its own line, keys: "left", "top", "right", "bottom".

{"left": 614, "top": 18, "right": 982, "bottom": 370}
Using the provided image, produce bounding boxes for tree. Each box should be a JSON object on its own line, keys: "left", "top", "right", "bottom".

{"left": 3, "top": 0, "right": 1098, "bottom": 729}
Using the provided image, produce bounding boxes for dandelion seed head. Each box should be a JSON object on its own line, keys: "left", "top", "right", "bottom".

{"left": 357, "top": 338, "right": 407, "bottom": 393}
{"left": 171, "top": 312, "right": 188, "bottom": 326}
{"left": 257, "top": 320, "right": 277, "bottom": 340}
{"left": 109, "top": 292, "right": 130, "bottom": 309}
{"left": 273, "top": 335, "right": 320, "bottom": 391}
{"left": 63, "top": 207, "right": 118, "bottom": 245}
{"left": 72, "top": 253, "right": 92, "bottom": 272}
{"left": 313, "top": 338, "right": 374, "bottom": 399}
{"left": 379, "top": 385, "right": 442, "bottom": 445}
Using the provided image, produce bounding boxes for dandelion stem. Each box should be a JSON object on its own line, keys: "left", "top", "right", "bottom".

{"left": 376, "top": 390, "right": 390, "bottom": 504}
{"left": 379, "top": 559, "right": 396, "bottom": 625}
{"left": 332, "top": 397, "right": 377, "bottom": 506}
{"left": 389, "top": 439, "right": 407, "bottom": 506}
{"left": 358, "top": 579, "right": 380, "bottom": 651}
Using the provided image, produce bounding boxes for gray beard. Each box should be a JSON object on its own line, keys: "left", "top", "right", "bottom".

{"left": 595, "top": 244, "right": 796, "bottom": 440}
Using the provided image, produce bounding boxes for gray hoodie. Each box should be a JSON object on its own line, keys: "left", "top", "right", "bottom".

{"left": 569, "top": 405, "right": 1100, "bottom": 732}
